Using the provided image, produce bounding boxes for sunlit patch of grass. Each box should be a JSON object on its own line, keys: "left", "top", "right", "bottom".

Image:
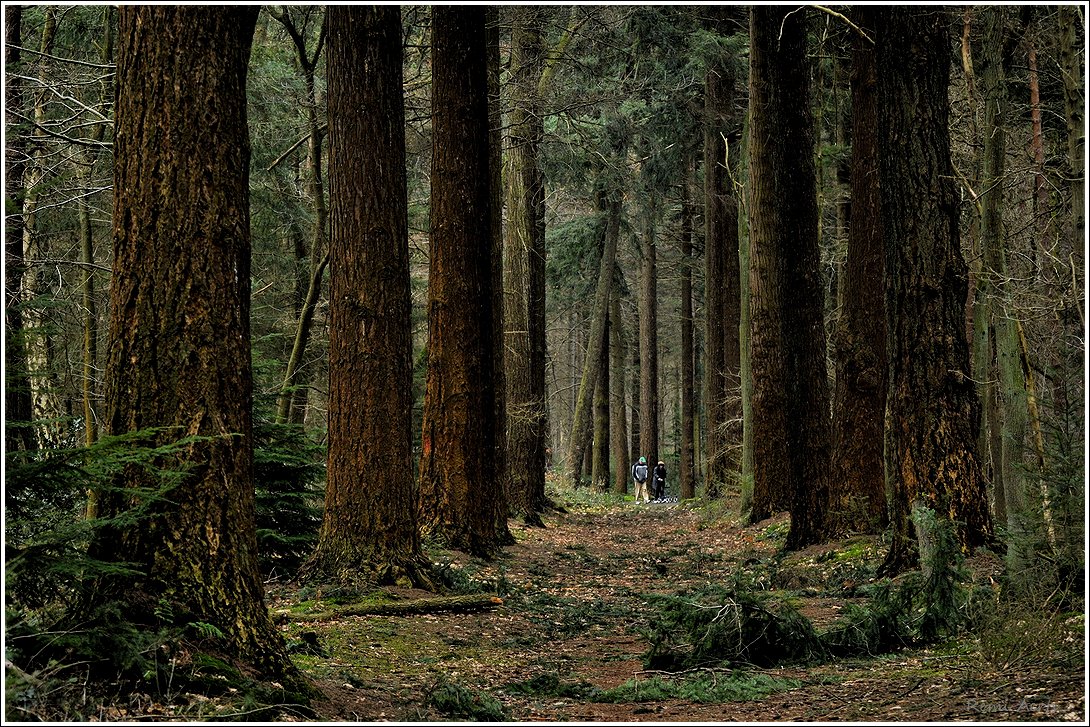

{"left": 593, "top": 671, "right": 803, "bottom": 704}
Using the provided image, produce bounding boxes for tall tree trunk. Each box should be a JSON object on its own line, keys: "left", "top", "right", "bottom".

{"left": 271, "top": 8, "right": 329, "bottom": 426}
{"left": 418, "top": 7, "right": 504, "bottom": 557}
{"left": 22, "top": 7, "right": 64, "bottom": 448}
{"left": 591, "top": 315, "right": 610, "bottom": 492}
{"left": 702, "top": 14, "right": 741, "bottom": 498}
{"left": 568, "top": 190, "right": 622, "bottom": 484}
{"left": 747, "top": 6, "right": 831, "bottom": 542}
{"left": 4, "top": 5, "right": 35, "bottom": 453}
{"left": 639, "top": 201, "right": 660, "bottom": 474}
{"left": 877, "top": 6, "right": 993, "bottom": 574}
{"left": 302, "top": 7, "right": 431, "bottom": 587}
{"left": 1058, "top": 7, "right": 1084, "bottom": 261}
{"left": 90, "top": 6, "right": 294, "bottom": 679}
{"left": 629, "top": 323, "right": 642, "bottom": 462}
{"left": 486, "top": 7, "right": 514, "bottom": 544}
{"left": 679, "top": 156, "right": 696, "bottom": 501}
{"left": 609, "top": 284, "right": 629, "bottom": 494}
{"left": 827, "top": 6, "right": 887, "bottom": 536}
{"left": 504, "top": 6, "right": 547, "bottom": 524}
{"left": 978, "top": 7, "right": 1034, "bottom": 577}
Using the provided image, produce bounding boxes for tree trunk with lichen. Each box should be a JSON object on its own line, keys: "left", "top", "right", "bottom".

{"left": 877, "top": 6, "right": 993, "bottom": 575}
{"left": 89, "top": 6, "right": 294, "bottom": 680}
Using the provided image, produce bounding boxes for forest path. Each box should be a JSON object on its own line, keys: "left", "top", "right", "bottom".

{"left": 277, "top": 495, "right": 1084, "bottom": 722}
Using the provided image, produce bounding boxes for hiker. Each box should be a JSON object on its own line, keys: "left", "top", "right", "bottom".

{"left": 652, "top": 460, "right": 667, "bottom": 502}
{"left": 631, "top": 456, "right": 650, "bottom": 503}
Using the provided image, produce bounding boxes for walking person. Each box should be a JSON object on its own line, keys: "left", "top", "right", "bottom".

{"left": 652, "top": 460, "right": 667, "bottom": 502}
{"left": 631, "top": 456, "right": 650, "bottom": 503}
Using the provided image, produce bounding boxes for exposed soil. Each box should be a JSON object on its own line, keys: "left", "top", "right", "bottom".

{"left": 272, "top": 492, "right": 1086, "bottom": 722}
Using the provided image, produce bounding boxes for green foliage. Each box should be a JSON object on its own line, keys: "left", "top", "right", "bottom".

{"left": 428, "top": 677, "right": 507, "bottom": 721}
{"left": 505, "top": 672, "right": 600, "bottom": 700}
{"left": 253, "top": 422, "right": 324, "bottom": 577}
{"left": 644, "top": 585, "right": 822, "bottom": 670}
{"left": 594, "top": 671, "right": 802, "bottom": 704}
{"left": 5, "top": 429, "right": 206, "bottom": 612}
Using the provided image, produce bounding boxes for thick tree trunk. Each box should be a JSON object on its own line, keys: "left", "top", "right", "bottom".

{"left": 877, "top": 6, "right": 993, "bottom": 574}
{"left": 91, "top": 6, "right": 293, "bottom": 679}
{"left": 1058, "top": 7, "right": 1084, "bottom": 260}
{"left": 303, "top": 7, "right": 431, "bottom": 588}
{"left": 418, "top": 7, "right": 505, "bottom": 557}
{"left": 747, "top": 6, "right": 831, "bottom": 542}
{"left": 504, "top": 7, "right": 547, "bottom": 524}
{"left": 827, "top": 6, "right": 887, "bottom": 537}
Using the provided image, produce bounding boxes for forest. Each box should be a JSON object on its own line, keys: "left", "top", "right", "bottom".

{"left": 2, "top": 3, "right": 1085, "bottom": 722}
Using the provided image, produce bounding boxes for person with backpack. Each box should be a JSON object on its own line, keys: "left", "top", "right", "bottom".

{"left": 631, "top": 456, "right": 650, "bottom": 503}
{"left": 652, "top": 460, "right": 667, "bottom": 502}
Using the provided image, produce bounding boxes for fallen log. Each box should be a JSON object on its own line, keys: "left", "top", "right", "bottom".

{"left": 277, "top": 593, "right": 503, "bottom": 623}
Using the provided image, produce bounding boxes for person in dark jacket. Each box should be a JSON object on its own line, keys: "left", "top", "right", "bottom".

{"left": 631, "top": 456, "right": 649, "bottom": 503}
{"left": 651, "top": 460, "right": 667, "bottom": 502}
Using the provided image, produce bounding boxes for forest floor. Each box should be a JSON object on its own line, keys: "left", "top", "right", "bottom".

{"left": 271, "top": 483, "right": 1086, "bottom": 723}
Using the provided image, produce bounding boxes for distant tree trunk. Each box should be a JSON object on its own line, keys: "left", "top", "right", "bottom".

{"left": 486, "top": 7, "right": 514, "bottom": 545}
{"left": 639, "top": 200, "right": 661, "bottom": 473}
{"left": 591, "top": 315, "right": 610, "bottom": 492}
{"left": 22, "top": 7, "right": 63, "bottom": 448}
{"left": 89, "top": 6, "right": 293, "bottom": 678}
{"left": 827, "top": 6, "right": 887, "bottom": 537}
{"left": 877, "top": 6, "right": 993, "bottom": 574}
{"left": 418, "top": 7, "right": 505, "bottom": 557}
{"left": 271, "top": 8, "right": 329, "bottom": 426}
{"left": 568, "top": 190, "right": 621, "bottom": 485}
{"left": 978, "top": 7, "right": 1033, "bottom": 576}
{"left": 1058, "top": 7, "right": 1084, "bottom": 259}
{"left": 679, "top": 156, "right": 696, "bottom": 501}
{"left": 630, "top": 317, "right": 642, "bottom": 462}
{"left": 504, "top": 6, "right": 547, "bottom": 524}
{"left": 4, "top": 5, "right": 35, "bottom": 453}
{"left": 747, "top": 6, "right": 831, "bottom": 541}
{"left": 302, "top": 6, "right": 431, "bottom": 588}
{"left": 609, "top": 285, "right": 629, "bottom": 494}
{"left": 702, "top": 22, "right": 740, "bottom": 499}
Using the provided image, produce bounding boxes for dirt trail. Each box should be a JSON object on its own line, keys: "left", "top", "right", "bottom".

{"left": 276, "top": 498, "right": 1085, "bottom": 722}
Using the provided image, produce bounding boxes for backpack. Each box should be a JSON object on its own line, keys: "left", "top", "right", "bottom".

{"left": 632, "top": 462, "right": 648, "bottom": 482}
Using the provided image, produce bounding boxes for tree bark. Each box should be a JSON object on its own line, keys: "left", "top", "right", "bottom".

{"left": 4, "top": 5, "right": 35, "bottom": 453}
{"left": 679, "top": 155, "right": 696, "bottom": 501}
{"left": 827, "top": 6, "right": 887, "bottom": 537}
{"left": 747, "top": 6, "right": 831, "bottom": 543}
{"left": 418, "top": 7, "right": 505, "bottom": 557}
{"left": 609, "top": 284, "right": 630, "bottom": 495}
{"left": 639, "top": 201, "right": 661, "bottom": 474}
{"left": 90, "top": 6, "right": 293, "bottom": 679}
{"left": 591, "top": 314, "right": 610, "bottom": 492}
{"left": 302, "top": 7, "right": 432, "bottom": 588}
{"left": 702, "top": 16, "right": 741, "bottom": 498}
{"left": 568, "top": 190, "right": 622, "bottom": 485}
{"left": 503, "top": 7, "right": 548, "bottom": 524}
{"left": 877, "top": 6, "right": 993, "bottom": 574}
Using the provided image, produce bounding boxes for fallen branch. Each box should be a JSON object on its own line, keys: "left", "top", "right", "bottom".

{"left": 277, "top": 594, "right": 503, "bottom": 623}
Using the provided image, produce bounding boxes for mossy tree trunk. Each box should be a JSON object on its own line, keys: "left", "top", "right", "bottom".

{"left": 638, "top": 200, "right": 661, "bottom": 474}
{"left": 591, "top": 313, "right": 611, "bottom": 492}
{"left": 876, "top": 6, "right": 993, "bottom": 574}
{"left": 91, "top": 6, "right": 293, "bottom": 678}
{"left": 418, "top": 7, "right": 507, "bottom": 557}
{"left": 679, "top": 153, "right": 696, "bottom": 501}
{"left": 302, "top": 6, "right": 431, "bottom": 588}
